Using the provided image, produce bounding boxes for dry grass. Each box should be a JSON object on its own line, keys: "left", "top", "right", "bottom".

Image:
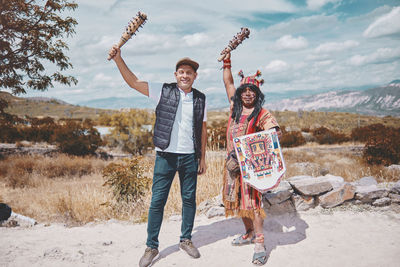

{"left": 283, "top": 142, "right": 400, "bottom": 183}
{"left": 0, "top": 152, "right": 224, "bottom": 225}
{"left": 0, "top": 146, "right": 398, "bottom": 225}
{"left": 0, "top": 154, "right": 106, "bottom": 188}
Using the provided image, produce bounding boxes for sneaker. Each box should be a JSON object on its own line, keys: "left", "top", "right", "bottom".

{"left": 179, "top": 239, "right": 200, "bottom": 258}
{"left": 139, "top": 247, "right": 159, "bottom": 267}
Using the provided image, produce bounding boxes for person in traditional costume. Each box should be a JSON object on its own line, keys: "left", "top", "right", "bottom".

{"left": 221, "top": 52, "right": 281, "bottom": 265}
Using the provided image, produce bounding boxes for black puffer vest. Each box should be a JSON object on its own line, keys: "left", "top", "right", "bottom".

{"left": 153, "top": 83, "right": 206, "bottom": 159}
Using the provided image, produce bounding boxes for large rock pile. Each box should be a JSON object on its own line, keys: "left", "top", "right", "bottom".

{"left": 200, "top": 175, "right": 400, "bottom": 218}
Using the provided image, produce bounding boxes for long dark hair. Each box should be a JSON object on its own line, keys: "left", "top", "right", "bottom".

{"left": 231, "top": 83, "right": 265, "bottom": 128}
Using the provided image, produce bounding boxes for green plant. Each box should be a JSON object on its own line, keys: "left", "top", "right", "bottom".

{"left": 0, "top": 0, "right": 78, "bottom": 94}
{"left": 102, "top": 157, "right": 152, "bottom": 203}
{"left": 107, "top": 110, "right": 155, "bottom": 155}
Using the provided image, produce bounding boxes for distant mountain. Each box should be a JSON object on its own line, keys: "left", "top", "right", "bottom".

{"left": 1, "top": 91, "right": 116, "bottom": 119}
{"left": 75, "top": 81, "right": 399, "bottom": 116}
{"left": 266, "top": 81, "right": 400, "bottom": 117}
{"left": 78, "top": 96, "right": 156, "bottom": 110}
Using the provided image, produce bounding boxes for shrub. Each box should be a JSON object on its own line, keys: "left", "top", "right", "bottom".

{"left": 280, "top": 130, "right": 306, "bottom": 147}
{"left": 363, "top": 127, "right": 400, "bottom": 166}
{"left": 107, "top": 110, "right": 155, "bottom": 155}
{"left": 102, "top": 157, "right": 152, "bottom": 203}
{"left": 52, "top": 119, "right": 103, "bottom": 156}
{"left": 351, "top": 123, "right": 385, "bottom": 142}
{"left": 311, "top": 126, "right": 349, "bottom": 144}
{"left": 0, "top": 154, "right": 106, "bottom": 188}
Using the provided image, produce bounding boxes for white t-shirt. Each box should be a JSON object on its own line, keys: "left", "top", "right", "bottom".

{"left": 148, "top": 83, "right": 207, "bottom": 154}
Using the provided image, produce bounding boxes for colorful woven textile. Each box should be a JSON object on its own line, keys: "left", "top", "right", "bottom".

{"left": 223, "top": 108, "right": 279, "bottom": 219}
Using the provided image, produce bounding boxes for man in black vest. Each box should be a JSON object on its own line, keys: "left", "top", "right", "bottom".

{"left": 109, "top": 46, "right": 207, "bottom": 267}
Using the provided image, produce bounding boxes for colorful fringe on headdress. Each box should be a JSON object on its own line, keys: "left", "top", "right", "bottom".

{"left": 238, "top": 70, "right": 264, "bottom": 88}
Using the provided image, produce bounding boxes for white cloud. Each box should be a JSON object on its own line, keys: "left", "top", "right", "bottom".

{"left": 314, "top": 60, "right": 333, "bottom": 67}
{"left": 363, "top": 6, "right": 400, "bottom": 38}
{"left": 275, "top": 35, "right": 308, "bottom": 50}
{"left": 183, "top": 33, "right": 210, "bottom": 47}
{"left": 264, "top": 60, "right": 289, "bottom": 73}
{"left": 349, "top": 47, "right": 400, "bottom": 66}
{"left": 306, "top": 0, "right": 340, "bottom": 11}
{"left": 93, "top": 73, "right": 113, "bottom": 82}
{"left": 315, "top": 40, "right": 359, "bottom": 53}
{"left": 264, "top": 15, "right": 339, "bottom": 37}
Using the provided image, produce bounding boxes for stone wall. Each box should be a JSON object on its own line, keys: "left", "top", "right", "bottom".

{"left": 201, "top": 174, "right": 400, "bottom": 218}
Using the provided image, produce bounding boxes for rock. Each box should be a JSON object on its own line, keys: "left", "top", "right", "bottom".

{"left": 206, "top": 206, "right": 225, "bottom": 218}
{"left": 319, "top": 183, "right": 356, "bottom": 208}
{"left": 319, "top": 168, "right": 329, "bottom": 176}
{"left": 316, "top": 174, "right": 345, "bottom": 189}
{"left": 264, "top": 190, "right": 292, "bottom": 205}
{"left": 197, "top": 199, "right": 212, "bottom": 213}
{"left": 285, "top": 126, "right": 301, "bottom": 132}
{"left": 289, "top": 177, "right": 333, "bottom": 196}
{"left": 0, "top": 212, "right": 37, "bottom": 227}
{"left": 264, "top": 199, "right": 296, "bottom": 215}
{"left": 390, "top": 181, "right": 400, "bottom": 194}
{"left": 198, "top": 194, "right": 223, "bottom": 214}
{"left": 389, "top": 193, "right": 400, "bottom": 204}
{"left": 372, "top": 197, "right": 391, "bottom": 207}
{"left": 292, "top": 163, "right": 318, "bottom": 174}
{"left": 386, "top": 164, "right": 400, "bottom": 171}
{"left": 292, "top": 194, "right": 316, "bottom": 211}
{"left": 354, "top": 176, "right": 378, "bottom": 186}
{"left": 301, "top": 132, "right": 316, "bottom": 142}
{"left": 263, "top": 181, "right": 293, "bottom": 205}
{"left": 273, "top": 180, "right": 293, "bottom": 192}
{"left": 355, "top": 185, "right": 388, "bottom": 204}
{"left": 0, "top": 203, "right": 12, "bottom": 221}
{"left": 286, "top": 175, "right": 313, "bottom": 182}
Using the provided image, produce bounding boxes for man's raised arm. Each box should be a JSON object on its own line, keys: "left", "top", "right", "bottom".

{"left": 108, "top": 45, "right": 149, "bottom": 96}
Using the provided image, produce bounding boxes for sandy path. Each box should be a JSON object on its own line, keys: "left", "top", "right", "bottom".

{"left": 1, "top": 208, "right": 400, "bottom": 267}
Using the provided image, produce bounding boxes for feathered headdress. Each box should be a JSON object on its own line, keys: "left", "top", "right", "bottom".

{"left": 238, "top": 70, "right": 264, "bottom": 88}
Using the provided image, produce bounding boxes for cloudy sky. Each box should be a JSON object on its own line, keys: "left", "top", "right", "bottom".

{"left": 24, "top": 0, "right": 400, "bottom": 107}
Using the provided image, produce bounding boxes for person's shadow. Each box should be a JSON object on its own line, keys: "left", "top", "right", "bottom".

{"left": 156, "top": 211, "right": 308, "bottom": 263}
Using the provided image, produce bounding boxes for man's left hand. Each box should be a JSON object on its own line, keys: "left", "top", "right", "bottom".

{"left": 198, "top": 159, "right": 207, "bottom": 175}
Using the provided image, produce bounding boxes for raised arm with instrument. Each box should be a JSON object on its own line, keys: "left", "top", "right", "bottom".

{"left": 219, "top": 28, "right": 250, "bottom": 107}
{"left": 107, "top": 12, "right": 149, "bottom": 96}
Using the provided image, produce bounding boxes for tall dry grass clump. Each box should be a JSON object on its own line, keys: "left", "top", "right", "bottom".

{"left": 0, "top": 154, "right": 105, "bottom": 188}
{"left": 283, "top": 144, "right": 400, "bottom": 183}
{"left": 0, "top": 151, "right": 225, "bottom": 225}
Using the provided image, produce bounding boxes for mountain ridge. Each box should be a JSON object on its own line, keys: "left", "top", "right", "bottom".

{"left": 266, "top": 82, "right": 400, "bottom": 117}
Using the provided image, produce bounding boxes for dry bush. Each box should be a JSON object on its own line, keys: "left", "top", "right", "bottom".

{"left": 52, "top": 119, "right": 103, "bottom": 156}
{"left": 363, "top": 127, "right": 400, "bottom": 166}
{"left": 0, "top": 154, "right": 106, "bottom": 188}
{"left": 280, "top": 126, "right": 306, "bottom": 148}
{"left": 1, "top": 144, "right": 398, "bottom": 225}
{"left": 351, "top": 123, "right": 384, "bottom": 142}
{"left": 102, "top": 157, "right": 152, "bottom": 203}
{"left": 283, "top": 144, "right": 399, "bottom": 183}
{"left": 0, "top": 151, "right": 225, "bottom": 224}
{"left": 311, "top": 126, "right": 349, "bottom": 144}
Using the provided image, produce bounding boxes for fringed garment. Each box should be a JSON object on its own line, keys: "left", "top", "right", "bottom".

{"left": 223, "top": 108, "right": 279, "bottom": 219}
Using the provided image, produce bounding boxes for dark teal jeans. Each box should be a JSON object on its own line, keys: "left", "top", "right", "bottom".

{"left": 146, "top": 152, "right": 198, "bottom": 249}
